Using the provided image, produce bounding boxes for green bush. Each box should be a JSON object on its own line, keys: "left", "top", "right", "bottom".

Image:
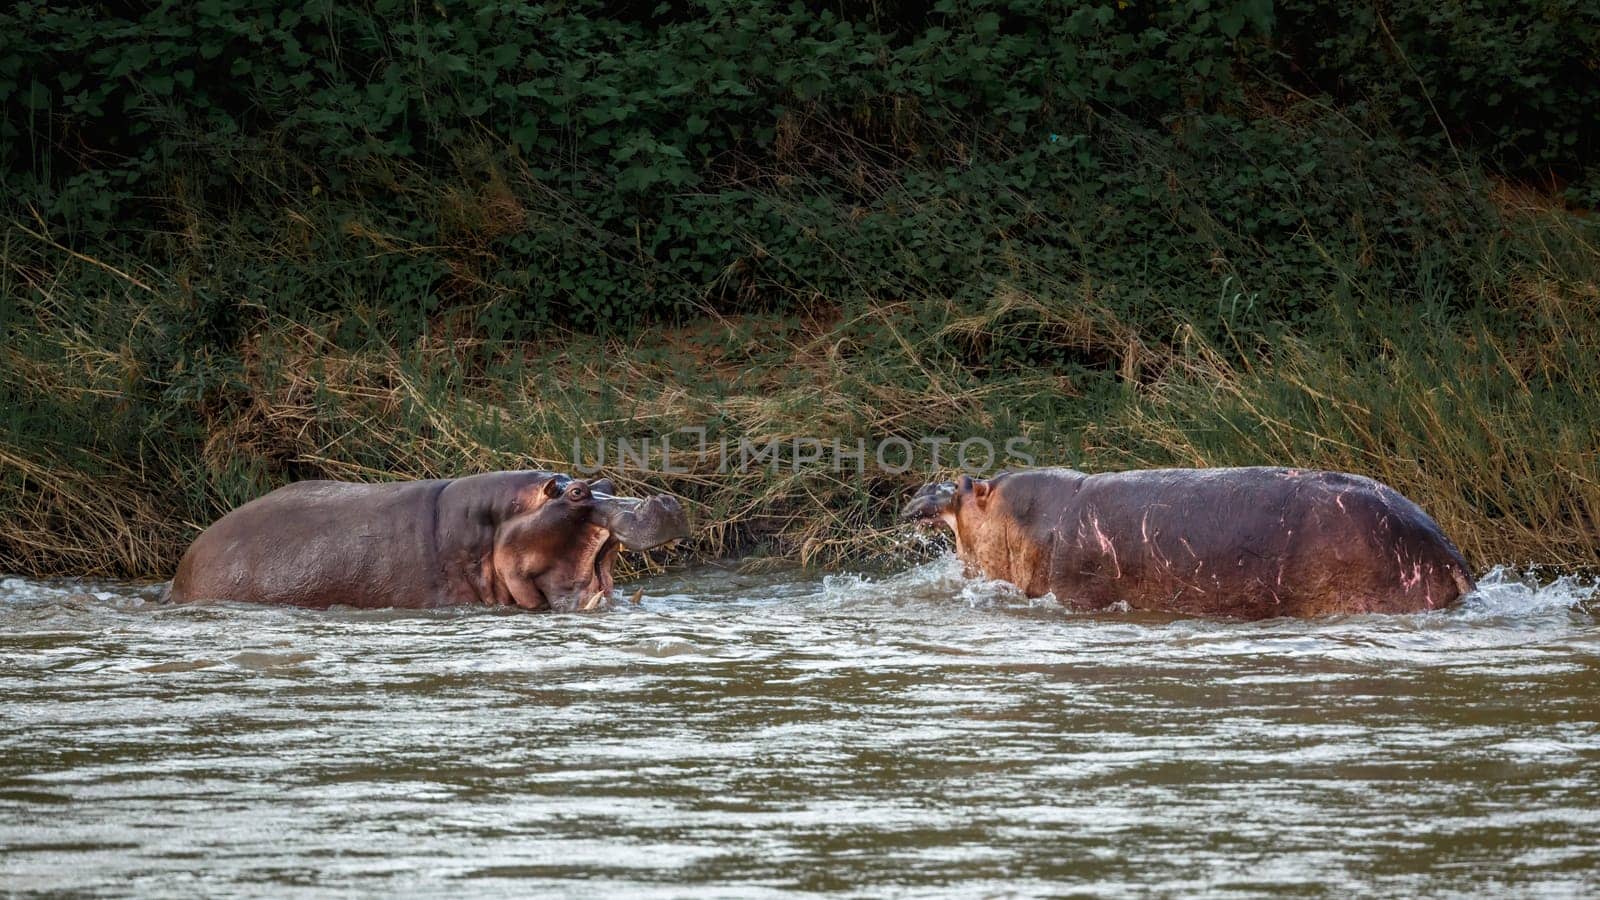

{"left": 1273, "top": 0, "right": 1600, "bottom": 204}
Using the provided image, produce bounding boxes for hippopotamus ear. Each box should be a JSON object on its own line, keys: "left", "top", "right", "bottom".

{"left": 541, "top": 477, "right": 563, "bottom": 499}
{"left": 958, "top": 475, "right": 993, "bottom": 510}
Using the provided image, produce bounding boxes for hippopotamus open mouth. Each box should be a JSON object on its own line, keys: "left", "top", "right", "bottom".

{"left": 563, "top": 481, "right": 690, "bottom": 611}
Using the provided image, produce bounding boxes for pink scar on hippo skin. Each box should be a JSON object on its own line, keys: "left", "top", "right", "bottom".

{"left": 1087, "top": 513, "right": 1121, "bottom": 579}
{"left": 1142, "top": 512, "right": 1176, "bottom": 573}
{"left": 1393, "top": 555, "right": 1439, "bottom": 609}
{"left": 1400, "top": 559, "right": 1427, "bottom": 591}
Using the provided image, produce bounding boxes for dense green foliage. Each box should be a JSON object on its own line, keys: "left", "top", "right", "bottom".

{"left": 6, "top": 0, "right": 1596, "bottom": 329}
{"left": 3, "top": 0, "right": 1598, "bottom": 575}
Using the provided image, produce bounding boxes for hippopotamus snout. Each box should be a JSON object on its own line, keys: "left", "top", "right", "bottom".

{"left": 901, "top": 481, "right": 956, "bottom": 526}
{"left": 598, "top": 492, "right": 690, "bottom": 550}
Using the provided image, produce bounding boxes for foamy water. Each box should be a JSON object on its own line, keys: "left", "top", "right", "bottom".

{"left": 1, "top": 561, "right": 1596, "bottom": 896}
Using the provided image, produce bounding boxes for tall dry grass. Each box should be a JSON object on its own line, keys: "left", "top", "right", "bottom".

{"left": 8, "top": 273, "right": 1596, "bottom": 579}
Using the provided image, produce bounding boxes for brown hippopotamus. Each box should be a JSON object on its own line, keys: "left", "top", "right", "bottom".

{"left": 169, "top": 471, "right": 688, "bottom": 611}
{"left": 902, "top": 467, "right": 1474, "bottom": 618}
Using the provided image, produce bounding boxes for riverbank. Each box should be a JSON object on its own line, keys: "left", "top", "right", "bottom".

{"left": 5, "top": 211, "right": 1597, "bottom": 578}
{"left": 4, "top": 1, "right": 1598, "bottom": 577}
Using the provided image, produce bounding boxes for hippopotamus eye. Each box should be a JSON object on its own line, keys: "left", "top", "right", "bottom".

{"left": 565, "top": 483, "right": 590, "bottom": 502}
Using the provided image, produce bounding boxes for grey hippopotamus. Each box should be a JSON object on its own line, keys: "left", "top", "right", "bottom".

{"left": 902, "top": 467, "right": 1474, "bottom": 618}
{"left": 169, "top": 471, "right": 688, "bottom": 611}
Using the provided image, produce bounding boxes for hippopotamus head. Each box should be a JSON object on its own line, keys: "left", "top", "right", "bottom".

{"left": 901, "top": 476, "right": 996, "bottom": 553}
{"left": 493, "top": 476, "right": 689, "bottom": 612}
{"left": 902, "top": 470, "right": 1084, "bottom": 593}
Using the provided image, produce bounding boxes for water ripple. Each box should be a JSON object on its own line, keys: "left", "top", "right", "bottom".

{"left": 1, "top": 562, "right": 1596, "bottom": 896}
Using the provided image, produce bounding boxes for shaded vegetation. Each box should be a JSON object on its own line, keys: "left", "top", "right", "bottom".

{"left": 3, "top": 0, "right": 1598, "bottom": 576}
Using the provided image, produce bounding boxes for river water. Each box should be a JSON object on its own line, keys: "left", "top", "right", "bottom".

{"left": 1, "top": 559, "right": 1596, "bottom": 897}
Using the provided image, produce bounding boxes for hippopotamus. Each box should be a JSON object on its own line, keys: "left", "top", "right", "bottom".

{"left": 168, "top": 471, "right": 688, "bottom": 611}
{"left": 902, "top": 467, "right": 1475, "bottom": 618}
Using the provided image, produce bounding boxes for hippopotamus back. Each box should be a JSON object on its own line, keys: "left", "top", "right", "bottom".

{"left": 169, "top": 479, "right": 450, "bottom": 608}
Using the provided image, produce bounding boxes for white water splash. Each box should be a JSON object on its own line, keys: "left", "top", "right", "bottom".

{"left": 811, "top": 554, "right": 1062, "bottom": 612}
{"left": 0, "top": 576, "right": 152, "bottom": 609}
{"left": 799, "top": 556, "right": 1596, "bottom": 621}
{"left": 1456, "top": 565, "right": 1597, "bottom": 619}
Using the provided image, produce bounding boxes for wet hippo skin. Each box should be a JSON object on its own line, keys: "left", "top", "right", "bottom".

{"left": 168, "top": 471, "right": 688, "bottom": 611}
{"left": 903, "top": 467, "right": 1475, "bottom": 618}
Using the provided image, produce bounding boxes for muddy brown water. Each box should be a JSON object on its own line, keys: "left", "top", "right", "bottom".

{"left": 2, "top": 559, "right": 1597, "bottom": 897}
